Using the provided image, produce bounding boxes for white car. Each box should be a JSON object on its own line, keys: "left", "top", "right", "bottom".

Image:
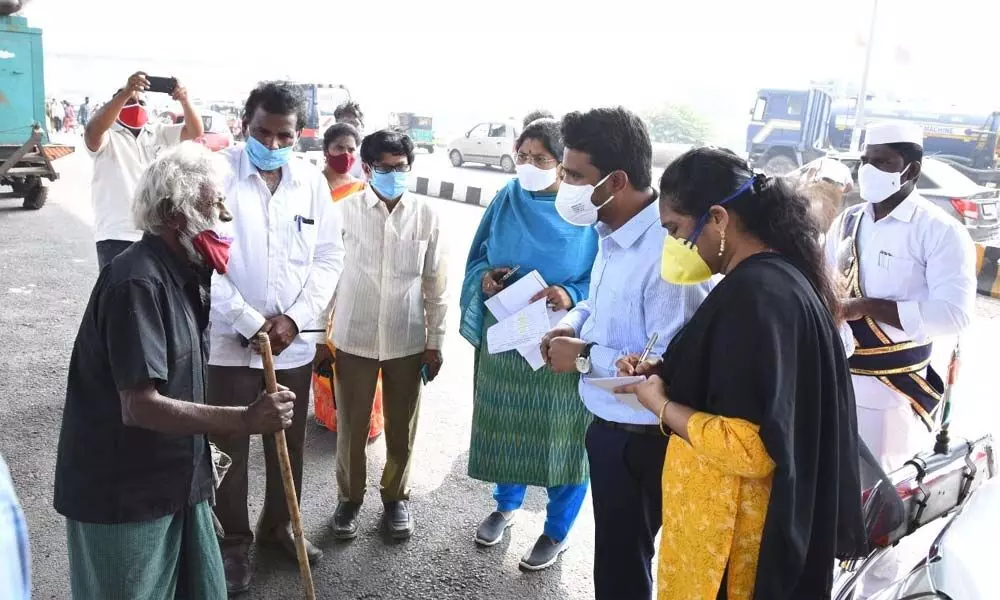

{"left": 447, "top": 121, "right": 520, "bottom": 173}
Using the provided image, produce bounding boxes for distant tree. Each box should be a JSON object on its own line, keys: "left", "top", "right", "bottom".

{"left": 642, "top": 103, "right": 713, "bottom": 145}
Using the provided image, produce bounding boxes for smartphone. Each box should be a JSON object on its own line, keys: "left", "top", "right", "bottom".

{"left": 146, "top": 76, "right": 177, "bottom": 95}
{"left": 420, "top": 364, "right": 430, "bottom": 385}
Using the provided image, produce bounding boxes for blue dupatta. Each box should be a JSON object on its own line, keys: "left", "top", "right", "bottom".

{"left": 459, "top": 179, "right": 599, "bottom": 346}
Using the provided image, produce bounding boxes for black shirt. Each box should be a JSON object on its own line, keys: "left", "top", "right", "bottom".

{"left": 54, "top": 235, "right": 215, "bottom": 524}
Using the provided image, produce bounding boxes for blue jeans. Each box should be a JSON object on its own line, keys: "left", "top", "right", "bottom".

{"left": 493, "top": 482, "right": 588, "bottom": 542}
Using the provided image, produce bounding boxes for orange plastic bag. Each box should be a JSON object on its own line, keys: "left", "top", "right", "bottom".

{"left": 312, "top": 370, "right": 385, "bottom": 441}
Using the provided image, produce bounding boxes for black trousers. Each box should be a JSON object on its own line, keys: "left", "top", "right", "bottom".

{"left": 96, "top": 239, "right": 134, "bottom": 269}
{"left": 586, "top": 418, "right": 669, "bottom": 600}
{"left": 207, "top": 364, "right": 312, "bottom": 554}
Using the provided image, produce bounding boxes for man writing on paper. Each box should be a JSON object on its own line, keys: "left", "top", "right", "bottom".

{"left": 825, "top": 121, "right": 975, "bottom": 596}
{"left": 540, "top": 107, "right": 712, "bottom": 600}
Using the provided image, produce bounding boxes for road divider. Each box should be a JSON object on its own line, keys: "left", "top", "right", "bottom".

{"left": 294, "top": 152, "right": 497, "bottom": 208}
{"left": 410, "top": 176, "right": 495, "bottom": 207}
{"left": 975, "top": 243, "right": 1000, "bottom": 300}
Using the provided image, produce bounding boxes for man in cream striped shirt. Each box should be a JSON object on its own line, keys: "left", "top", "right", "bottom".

{"left": 331, "top": 130, "right": 448, "bottom": 542}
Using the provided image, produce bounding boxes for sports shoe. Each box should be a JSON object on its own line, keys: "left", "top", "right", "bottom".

{"left": 475, "top": 511, "right": 515, "bottom": 547}
{"left": 519, "top": 534, "right": 569, "bottom": 571}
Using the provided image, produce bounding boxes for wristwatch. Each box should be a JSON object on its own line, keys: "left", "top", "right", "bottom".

{"left": 575, "top": 343, "right": 597, "bottom": 374}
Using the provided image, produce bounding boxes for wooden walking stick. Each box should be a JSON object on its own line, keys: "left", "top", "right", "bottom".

{"left": 257, "top": 332, "right": 316, "bottom": 600}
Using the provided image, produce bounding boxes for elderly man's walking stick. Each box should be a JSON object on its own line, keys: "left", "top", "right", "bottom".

{"left": 256, "top": 332, "right": 316, "bottom": 600}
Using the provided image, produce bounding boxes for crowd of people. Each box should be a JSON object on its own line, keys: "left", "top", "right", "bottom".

{"left": 0, "top": 68, "right": 978, "bottom": 600}
{"left": 45, "top": 97, "right": 91, "bottom": 134}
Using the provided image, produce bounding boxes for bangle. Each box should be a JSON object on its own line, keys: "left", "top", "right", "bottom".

{"left": 658, "top": 399, "right": 671, "bottom": 437}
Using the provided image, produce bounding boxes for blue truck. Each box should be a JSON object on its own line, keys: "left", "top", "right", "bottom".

{"left": 0, "top": 9, "right": 73, "bottom": 209}
{"left": 747, "top": 87, "right": 1000, "bottom": 186}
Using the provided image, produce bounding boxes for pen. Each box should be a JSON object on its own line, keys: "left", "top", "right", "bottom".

{"left": 499, "top": 264, "right": 521, "bottom": 283}
{"left": 637, "top": 333, "right": 659, "bottom": 364}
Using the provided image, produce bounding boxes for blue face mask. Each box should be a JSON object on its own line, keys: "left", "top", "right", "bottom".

{"left": 370, "top": 170, "right": 409, "bottom": 200}
{"left": 245, "top": 135, "right": 293, "bottom": 171}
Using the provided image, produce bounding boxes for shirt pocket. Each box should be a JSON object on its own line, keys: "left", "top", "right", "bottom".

{"left": 289, "top": 219, "right": 319, "bottom": 266}
{"left": 881, "top": 255, "right": 923, "bottom": 299}
{"left": 394, "top": 239, "right": 429, "bottom": 278}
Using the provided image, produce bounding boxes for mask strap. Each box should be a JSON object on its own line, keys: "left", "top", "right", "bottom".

{"left": 684, "top": 177, "right": 756, "bottom": 247}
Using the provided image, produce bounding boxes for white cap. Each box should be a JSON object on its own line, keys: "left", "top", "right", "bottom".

{"left": 864, "top": 121, "right": 924, "bottom": 148}
{"left": 812, "top": 157, "right": 853, "bottom": 187}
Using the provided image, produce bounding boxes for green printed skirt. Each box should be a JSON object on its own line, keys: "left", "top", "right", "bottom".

{"left": 467, "top": 314, "right": 591, "bottom": 487}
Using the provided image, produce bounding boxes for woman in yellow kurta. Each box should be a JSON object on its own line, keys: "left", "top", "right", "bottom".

{"left": 311, "top": 123, "right": 384, "bottom": 439}
{"left": 618, "top": 147, "right": 868, "bottom": 600}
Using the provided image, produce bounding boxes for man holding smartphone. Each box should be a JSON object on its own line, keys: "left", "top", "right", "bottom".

{"left": 84, "top": 71, "right": 204, "bottom": 268}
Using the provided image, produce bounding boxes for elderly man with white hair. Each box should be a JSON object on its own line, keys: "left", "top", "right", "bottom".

{"left": 53, "top": 142, "right": 297, "bottom": 600}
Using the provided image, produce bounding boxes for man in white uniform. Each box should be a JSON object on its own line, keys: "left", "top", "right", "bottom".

{"left": 825, "top": 121, "right": 976, "bottom": 595}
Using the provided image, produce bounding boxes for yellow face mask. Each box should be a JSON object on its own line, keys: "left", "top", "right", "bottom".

{"left": 659, "top": 176, "right": 758, "bottom": 285}
{"left": 660, "top": 235, "right": 712, "bottom": 285}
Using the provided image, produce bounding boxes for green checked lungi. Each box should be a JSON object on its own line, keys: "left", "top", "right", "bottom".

{"left": 66, "top": 501, "right": 225, "bottom": 600}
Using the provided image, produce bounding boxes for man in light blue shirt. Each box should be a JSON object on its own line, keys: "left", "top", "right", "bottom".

{"left": 541, "top": 107, "right": 711, "bottom": 600}
{"left": 1, "top": 453, "right": 31, "bottom": 600}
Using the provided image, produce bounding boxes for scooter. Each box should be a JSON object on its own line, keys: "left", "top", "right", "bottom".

{"left": 834, "top": 346, "right": 998, "bottom": 599}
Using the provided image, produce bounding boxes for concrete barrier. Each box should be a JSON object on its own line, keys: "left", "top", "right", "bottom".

{"left": 294, "top": 151, "right": 498, "bottom": 208}
{"left": 975, "top": 244, "right": 1000, "bottom": 299}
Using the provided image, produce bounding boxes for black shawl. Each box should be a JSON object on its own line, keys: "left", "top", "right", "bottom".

{"left": 660, "top": 253, "right": 868, "bottom": 598}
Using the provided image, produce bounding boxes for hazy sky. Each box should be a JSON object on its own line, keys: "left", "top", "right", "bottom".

{"left": 19, "top": 0, "right": 1000, "bottom": 146}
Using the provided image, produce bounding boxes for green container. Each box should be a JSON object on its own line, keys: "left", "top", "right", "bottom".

{"left": 0, "top": 14, "right": 47, "bottom": 145}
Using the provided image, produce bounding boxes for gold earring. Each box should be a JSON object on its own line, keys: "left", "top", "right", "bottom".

{"left": 718, "top": 230, "right": 726, "bottom": 257}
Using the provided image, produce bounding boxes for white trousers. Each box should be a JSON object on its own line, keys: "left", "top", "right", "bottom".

{"left": 853, "top": 375, "right": 934, "bottom": 598}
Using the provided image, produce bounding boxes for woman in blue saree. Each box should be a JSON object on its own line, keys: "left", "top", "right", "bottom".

{"left": 460, "top": 117, "right": 598, "bottom": 571}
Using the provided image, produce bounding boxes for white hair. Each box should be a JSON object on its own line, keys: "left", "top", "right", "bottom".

{"left": 132, "top": 142, "right": 228, "bottom": 236}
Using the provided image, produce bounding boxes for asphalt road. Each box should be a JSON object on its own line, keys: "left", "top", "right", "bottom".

{"left": 3, "top": 140, "right": 1000, "bottom": 600}
{"left": 0, "top": 147, "right": 598, "bottom": 600}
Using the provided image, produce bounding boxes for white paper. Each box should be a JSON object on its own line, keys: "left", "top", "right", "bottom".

{"left": 487, "top": 299, "right": 551, "bottom": 355}
{"left": 583, "top": 376, "right": 648, "bottom": 411}
{"left": 485, "top": 270, "right": 548, "bottom": 321}
{"left": 517, "top": 309, "right": 568, "bottom": 370}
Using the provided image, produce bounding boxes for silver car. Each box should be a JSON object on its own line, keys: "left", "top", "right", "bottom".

{"left": 447, "top": 121, "right": 520, "bottom": 173}
{"left": 790, "top": 155, "right": 1000, "bottom": 242}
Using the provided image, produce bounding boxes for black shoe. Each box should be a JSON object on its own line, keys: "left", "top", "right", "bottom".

{"left": 332, "top": 501, "right": 361, "bottom": 540}
{"left": 384, "top": 500, "right": 414, "bottom": 540}
{"left": 256, "top": 523, "right": 323, "bottom": 565}
{"left": 222, "top": 547, "right": 251, "bottom": 596}
{"left": 519, "top": 534, "right": 569, "bottom": 571}
{"left": 475, "top": 511, "right": 515, "bottom": 547}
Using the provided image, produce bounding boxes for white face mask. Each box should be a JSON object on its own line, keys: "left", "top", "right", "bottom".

{"left": 858, "top": 163, "right": 908, "bottom": 204}
{"left": 515, "top": 163, "right": 558, "bottom": 192}
{"left": 555, "top": 173, "right": 615, "bottom": 226}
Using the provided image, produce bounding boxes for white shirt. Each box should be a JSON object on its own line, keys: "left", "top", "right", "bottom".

{"left": 560, "top": 202, "right": 712, "bottom": 425}
{"left": 209, "top": 146, "right": 346, "bottom": 370}
{"left": 88, "top": 122, "right": 184, "bottom": 242}
{"left": 332, "top": 188, "right": 448, "bottom": 361}
{"left": 825, "top": 192, "right": 976, "bottom": 410}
